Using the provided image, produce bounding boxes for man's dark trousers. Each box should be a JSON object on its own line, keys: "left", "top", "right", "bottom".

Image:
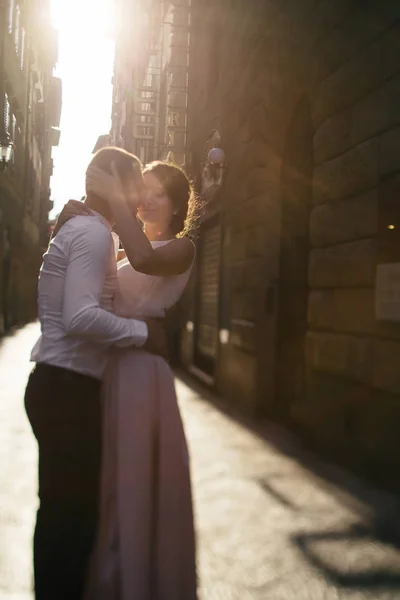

{"left": 25, "top": 363, "right": 102, "bottom": 600}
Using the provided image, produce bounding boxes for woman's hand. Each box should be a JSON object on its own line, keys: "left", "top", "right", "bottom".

{"left": 52, "top": 200, "right": 93, "bottom": 238}
{"left": 86, "top": 161, "right": 144, "bottom": 210}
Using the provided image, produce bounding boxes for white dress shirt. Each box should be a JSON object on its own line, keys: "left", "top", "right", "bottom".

{"left": 31, "top": 212, "right": 148, "bottom": 380}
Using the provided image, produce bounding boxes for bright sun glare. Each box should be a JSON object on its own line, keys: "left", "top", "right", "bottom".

{"left": 49, "top": 0, "right": 115, "bottom": 218}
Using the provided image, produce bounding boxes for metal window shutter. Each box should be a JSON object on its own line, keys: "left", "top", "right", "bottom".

{"left": 197, "top": 224, "right": 221, "bottom": 359}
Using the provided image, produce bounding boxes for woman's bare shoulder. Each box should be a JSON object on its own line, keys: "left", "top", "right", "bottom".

{"left": 169, "top": 236, "right": 195, "bottom": 255}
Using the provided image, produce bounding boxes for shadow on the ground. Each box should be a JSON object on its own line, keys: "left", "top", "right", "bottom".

{"left": 177, "top": 370, "right": 400, "bottom": 590}
{"left": 176, "top": 371, "right": 400, "bottom": 526}
{"left": 256, "top": 477, "right": 300, "bottom": 511}
{"left": 292, "top": 525, "right": 400, "bottom": 590}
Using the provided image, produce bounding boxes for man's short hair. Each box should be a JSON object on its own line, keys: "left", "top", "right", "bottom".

{"left": 86, "top": 147, "right": 141, "bottom": 192}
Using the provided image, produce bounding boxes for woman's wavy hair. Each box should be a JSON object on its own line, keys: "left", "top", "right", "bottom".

{"left": 142, "top": 161, "right": 200, "bottom": 238}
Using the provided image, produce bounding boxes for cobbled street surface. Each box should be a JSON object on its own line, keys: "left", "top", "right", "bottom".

{"left": 2, "top": 324, "right": 400, "bottom": 599}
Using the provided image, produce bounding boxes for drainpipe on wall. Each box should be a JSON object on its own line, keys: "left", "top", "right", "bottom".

{"left": 0, "top": 1, "right": 9, "bottom": 332}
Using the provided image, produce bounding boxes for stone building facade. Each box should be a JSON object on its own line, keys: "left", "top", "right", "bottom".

{"left": 180, "top": 0, "right": 400, "bottom": 486}
{"left": 111, "top": 0, "right": 190, "bottom": 165}
{"left": 0, "top": 0, "right": 61, "bottom": 332}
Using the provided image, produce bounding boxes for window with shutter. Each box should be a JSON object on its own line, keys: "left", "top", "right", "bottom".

{"left": 194, "top": 221, "right": 222, "bottom": 374}
{"left": 20, "top": 28, "right": 25, "bottom": 69}
{"left": 14, "top": 5, "right": 20, "bottom": 53}
{"left": 8, "top": 0, "right": 14, "bottom": 34}
{"left": 11, "top": 114, "right": 16, "bottom": 140}
{"left": 4, "top": 94, "right": 10, "bottom": 134}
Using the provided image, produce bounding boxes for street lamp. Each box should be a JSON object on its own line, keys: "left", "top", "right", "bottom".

{"left": 0, "top": 135, "right": 13, "bottom": 169}
{"left": 208, "top": 147, "right": 227, "bottom": 167}
{"left": 199, "top": 145, "right": 228, "bottom": 199}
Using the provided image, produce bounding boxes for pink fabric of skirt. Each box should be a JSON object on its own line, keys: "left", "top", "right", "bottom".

{"left": 85, "top": 348, "right": 197, "bottom": 600}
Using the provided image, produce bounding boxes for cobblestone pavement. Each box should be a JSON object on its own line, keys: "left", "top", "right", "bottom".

{"left": 2, "top": 324, "right": 400, "bottom": 599}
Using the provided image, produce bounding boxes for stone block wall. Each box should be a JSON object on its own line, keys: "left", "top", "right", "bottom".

{"left": 186, "top": 0, "right": 400, "bottom": 484}
{"left": 187, "top": 0, "right": 355, "bottom": 413}
{"left": 303, "top": 3, "right": 400, "bottom": 479}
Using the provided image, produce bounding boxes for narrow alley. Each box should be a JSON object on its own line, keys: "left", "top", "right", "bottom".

{"left": 1, "top": 324, "right": 400, "bottom": 599}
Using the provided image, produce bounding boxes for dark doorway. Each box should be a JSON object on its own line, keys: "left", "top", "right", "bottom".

{"left": 275, "top": 97, "right": 314, "bottom": 421}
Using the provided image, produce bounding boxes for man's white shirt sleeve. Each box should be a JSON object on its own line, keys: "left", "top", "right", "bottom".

{"left": 63, "top": 221, "right": 148, "bottom": 347}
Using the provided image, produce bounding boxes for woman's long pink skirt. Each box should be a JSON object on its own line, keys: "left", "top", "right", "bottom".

{"left": 85, "top": 349, "right": 197, "bottom": 600}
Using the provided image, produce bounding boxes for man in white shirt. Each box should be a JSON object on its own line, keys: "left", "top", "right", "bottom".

{"left": 24, "top": 147, "right": 165, "bottom": 600}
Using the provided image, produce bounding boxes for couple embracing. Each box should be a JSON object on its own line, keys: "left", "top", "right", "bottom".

{"left": 24, "top": 147, "right": 197, "bottom": 600}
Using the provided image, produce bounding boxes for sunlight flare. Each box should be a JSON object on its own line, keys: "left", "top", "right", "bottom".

{"left": 50, "top": 0, "right": 114, "bottom": 38}
{"left": 49, "top": 0, "right": 115, "bottom": 218}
